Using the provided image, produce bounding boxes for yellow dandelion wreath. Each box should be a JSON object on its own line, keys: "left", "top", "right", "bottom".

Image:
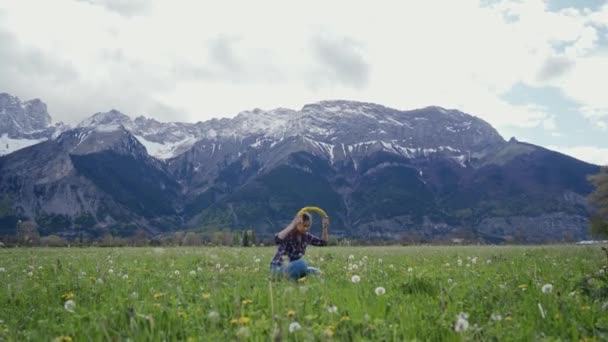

{"left": 297, "top": 206, "right": 329, "bottom": 219}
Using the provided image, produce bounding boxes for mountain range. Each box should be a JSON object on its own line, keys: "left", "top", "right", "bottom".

{"left": 0, "top": 92, "right": 599, "bottom": 243}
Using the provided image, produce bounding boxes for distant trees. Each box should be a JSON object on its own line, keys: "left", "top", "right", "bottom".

{"left": 588, "top": 166, "right": 608, "bottom": 238}
{"left": 16, "top": 220, "right": 40, "bottom": 246}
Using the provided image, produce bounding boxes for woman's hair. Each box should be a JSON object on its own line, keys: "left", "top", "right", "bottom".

{"left": 301, "top": 212, "right": 312, "bottom": 225}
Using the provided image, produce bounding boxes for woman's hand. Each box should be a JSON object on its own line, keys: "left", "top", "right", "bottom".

{"left": 322, "top": 218, "right": 329, "bottom": 230}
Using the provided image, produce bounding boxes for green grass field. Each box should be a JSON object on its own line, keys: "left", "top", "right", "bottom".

{"left": 1, "top": 245, "right": 607, "bottom": 341}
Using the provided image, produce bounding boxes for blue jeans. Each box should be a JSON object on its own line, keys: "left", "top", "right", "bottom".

{"left": 270, "top": 259, "right": 321, "bottom": 280}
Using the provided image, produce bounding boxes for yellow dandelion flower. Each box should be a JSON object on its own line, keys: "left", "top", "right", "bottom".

{"left": 187, "top": 337, "right": 196, "bottom": 342}
{"left": 580, "top": 306, "right": 591, "bottom": 311}
{"left": 202, "top": 293, "right": 211, "bottom": 299}
{"left": 518, "top": 284, "right": 527, "bottom": 289}
{"left": 298, "top": 277, "right": 307, "bottom": 283}
{"left": 239, "top": 316, "right": 252, "bottom": 324}
{"left": 89, "top": 276, "right": 96, "bottom": 282}
{"left": 153, "top": 303, "right": 161, "bottom": 308}
{"left": 242, "top": 299, "right": 253, "bottom": 305}
{"left": 153, "top": 293, "right": 164, "bottom": 300}
{"left": 61, "top": 292, "right": 75, "bottom": 300}
{"left": 178, "top": 311, "right": 188, "bottom": 319}
{"left": 324, "top": 326, "right": 334, "bottom": 338}
{"left": 53, "top": 336, "right": 73, "bottom": 342}
{"left": 340, "top": 316, "right": 350, "bottom": 322}
{"left": 230, "top": 318, "right": 238, "bottom": 325}
{"left": 505, "top": 316, "right": 512, "bottom": 321}
{"left": 287, "top": 309, "right": 296, "bottom": 318}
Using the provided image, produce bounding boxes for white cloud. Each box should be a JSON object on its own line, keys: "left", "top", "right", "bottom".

{"left": 548, "top": 145, "right": 608, "bottom": 165}
{"left": 0, "top": 0, "right": 605, "bottom": 137}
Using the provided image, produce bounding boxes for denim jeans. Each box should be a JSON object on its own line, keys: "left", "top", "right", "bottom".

{"left": 270, "top": 259, "right": 320, "bottom": 280}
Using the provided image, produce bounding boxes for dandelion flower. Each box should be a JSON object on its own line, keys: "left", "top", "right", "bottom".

{"left": 236, "top": 326, "right": 251, "bottom": 338}
{"left": 491, "top": 313, "right": 502, "bottom": 321}
{"left": 407, "top": 267, "right": 413, "bottom": 273}
{"left": 445, "top": 263, "right": 450, "bottom": 267}
{"left": 189, "top": 270, "right": 196, "bottom": 276}
{"left": 53, "top": 336, "right": 73, "bottom": 342}
{"left": 327, "top": 305, "right": 338, "bottom": 314}
{"left": 64, "top": 300, "right": 76, "bottom": 313}
{"left": 122, "top": 274, "right": 128, "bottom": 280}
{"left": 542, "top": 284, "right": 553, "bottom": 293}
{"left": 96, "top": 278, "right": 104, "bottom": 285}
{"left": 238, "top": 316, "right": 251, "bottom": 324}
{"left": 375, "top": 287, "right": 386, "bottom": 296}
{"left": 471, "top": 257, "right": 477, "bottom": 264}
{"left": 215, "top": 264, "right": 221, "bottom": 269}
{"left": 457, "top": 259, "right": 463, "bottom": 266}
{"left": 0, "top": 267, "right": 5, "bottom": 272}
{"left": 242, "top": 299, "right": 253, "bottom": 305}
{"left": 351, "top": 275, "right": 361, "bottom": 283}
{"left": 27, "top": 271, "right": 33, "bottom": 277}
{"left": 287, "top": 309, "right": 296, "bottom": 318}
{"left": 378, "top": 258, "right": 383, "bottom": 263}
{"left": 208, "top": 311, "right": 219, "bottom": 320}
{"left": 197, "top": 267, "right": 203, "bottom": 272}
{"left": 108, "top": 269, "right": 114, "bottom": 274}
{"left": 289, "top": 322, "right": 302, "bottom": 333}
{"left": 62, "top": 292, "right": 74, "bottom": 300}
{"left": 174, "top": 270, "right": 180, "bottom": 276}
{"left": 254, "top": 258, "right": 260, "bottom": 263}
{"left": 348, "top": 255, "right": 355, "bottom": 261}
{"left": 453, "top": 312, "right": 469, "bottom": 332}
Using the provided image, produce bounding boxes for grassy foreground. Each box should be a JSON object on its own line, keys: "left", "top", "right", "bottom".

{"left": 0, "top": 245, "right": 607, "bottom": 341}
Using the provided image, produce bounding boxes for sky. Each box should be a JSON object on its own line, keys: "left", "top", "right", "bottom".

{"left": 0, "top": 0, "right": 606, "bottom": 165}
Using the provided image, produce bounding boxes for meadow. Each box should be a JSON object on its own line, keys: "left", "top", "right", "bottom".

{"left": 1, "top": 245, "right": 607, "bottom": 341}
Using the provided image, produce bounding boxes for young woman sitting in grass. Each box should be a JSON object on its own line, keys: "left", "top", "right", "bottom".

{"left": 270, "top": 211, "right": 329, "bottom": 280}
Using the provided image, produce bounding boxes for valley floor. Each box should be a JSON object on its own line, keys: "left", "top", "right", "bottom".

{"left": 0, "top": 245, "right": 607, "bottom": 341}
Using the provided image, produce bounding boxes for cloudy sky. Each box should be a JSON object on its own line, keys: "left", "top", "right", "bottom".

{"left": 0, "top": 0, "right": 606, "bottom": 164}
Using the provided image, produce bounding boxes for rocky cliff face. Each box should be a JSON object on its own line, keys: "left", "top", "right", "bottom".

{"left": 0, "top": 94, "right": 599, "bottom": 242}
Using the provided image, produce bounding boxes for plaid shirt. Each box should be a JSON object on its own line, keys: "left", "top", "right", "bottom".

{"left": 270, "top": 232, "right": 327, "bottom": 266}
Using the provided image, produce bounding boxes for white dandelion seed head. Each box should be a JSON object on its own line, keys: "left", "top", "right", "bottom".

{"left": 389, "top": 264, "right": 395, "bottom": 269}
{"left": 236, "top": 326, "right": 251, "bottom": 338}
{"left": 378, "top": 258, "right": 383, "bottom": 263}
{"left": 542, "top": 284, "right": 553, "bottom": 293}
{"left": 602, "top": 301, "right": 608, "bottom": 311}
{"left": 486, "top": 259, "right": 492, "bottom": 264}
{"left": 131, "top": 292, "right": 138, "bottom": 299}
{"left": 407, "top": 267, "right": 413, "bottom": 273}
{"left": 122, "top": 274, "right": 128, "bottom": 280}
{"left": 319, "top": 257, "right": 324, "bottom": 262}
{"left": 215, "top": 264, "right": 221, "bottom": 269}
{"left": 208, "top": 310, "right": 220, "bottom": 320}
{"left": 108, "top": 269, "right": 114, "bottom": 274}
{"left": 445, "top": 263, "right": 450, "bottom": 267}
{"left": 348, "top": 255, "right": 355, "bottom": 261}
{"left": 197, "top": 267, "right": 203, "bottom": 272}
{"left": 189, "top": 270, "right": 196, "bottom": 276}
{"left": 96, "top": 278, "right": 104, "bottom": 285}
{"left": 454, "top": 313, "right": 469, "bottom": 332}
{"left": 471, "top": 257, "right": 477, "bottom": 264}
{"left": 352, "top": 264, "right": 359, "bottom": 270}
{"left": 0, "top": 267, "right": 5, "bottom": 272}
{"left": 375, "top": 287, "right": 386, "bottom": 296}
{"left": 327, "top": 305, "right": 338, "bottom": 314}
{"left": 254, "top": 258, "right": 260, "bottom": 264}
{"left": 27, "top": 271, "right": 33, "bottom": 277}
{"left": 219, "top": 268, "right": 225, "bottom": 273}
{"left": 289, "top": 322, "right": 302, "bottom": 333}
{"left": 491, "top": 313, "right": 502, "bottom": 321}
{"left": 38, "top": 266, "right": 43, "bottom": 270}
{"left": 351, "top": 275, "right": 361, "bottom": 283}
{"left": 457, "top": 259, "right": 463, "bottom": 266}
{"left": 28, "top": 265, "right": 34, "bottom": 270}
{"left": 599, "top": 269, "right": 605, "bottom": 276}
{"left": 447, "top": 278, "right": 453, "bottom": 284}
{"left": 80, "top": 271, "right": 86, "bottom": 277}
{"left": 64, "top": 300, "right": 76, "bottom": 313}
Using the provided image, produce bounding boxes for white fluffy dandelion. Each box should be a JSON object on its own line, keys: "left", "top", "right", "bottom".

{"left": 64, "top": 300, "right": 76, "bottom": 313}
{"left": 351, "top": 275, "right": 361, "bottom": 283}
{"left": 348, "top": 255, "right": 355, "bottom": 261}
{"left": 375, "top": 287, "right": 386, "bottom": 296}
{"left": 327, "top": 305, "right": 338, "bottom": 314}
{"left": 254, "top": 258, "right": 260, "bottom": 264}
{"left": 457, "top": 259, "right": 463, "bottom": 266}
{"left": 27, "top": 271, "right": 33, "bottom": 277}
{"left": 453, "top": 312, "right": 469, "bottom": 332}
{"left": 197, "top": 267, "right": 203, "bottom": 272}
{"left": 174, "top": 270, "right": 180, "bottom": 276}
{"left": 189, "top": 270, "right": 196, "bottom": 276}
{"left": 208, "top": 310, "right": 220, "bottom": 320}
{"left": 122, "top": 274, "right": 129, "bottom": 280}
{"left": 0, "top": 267, "right": 5, "bottom": 272}
{"left": 542, "top": 284, "right": 553, "bottom": 293}
{"left": 131, "top": 292, "right": 138, "bottom": 299}
{"left": 289, "top": 322, "right": 302, "bottom": 333}
{"left": 407, "top": 267, "right": 413, "bottom": 273}
{"left": 491, "top": 313, "right": 502, "bottom": 321}
{"left": 108, "top": 269, "right": 114, "bottom": 274}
